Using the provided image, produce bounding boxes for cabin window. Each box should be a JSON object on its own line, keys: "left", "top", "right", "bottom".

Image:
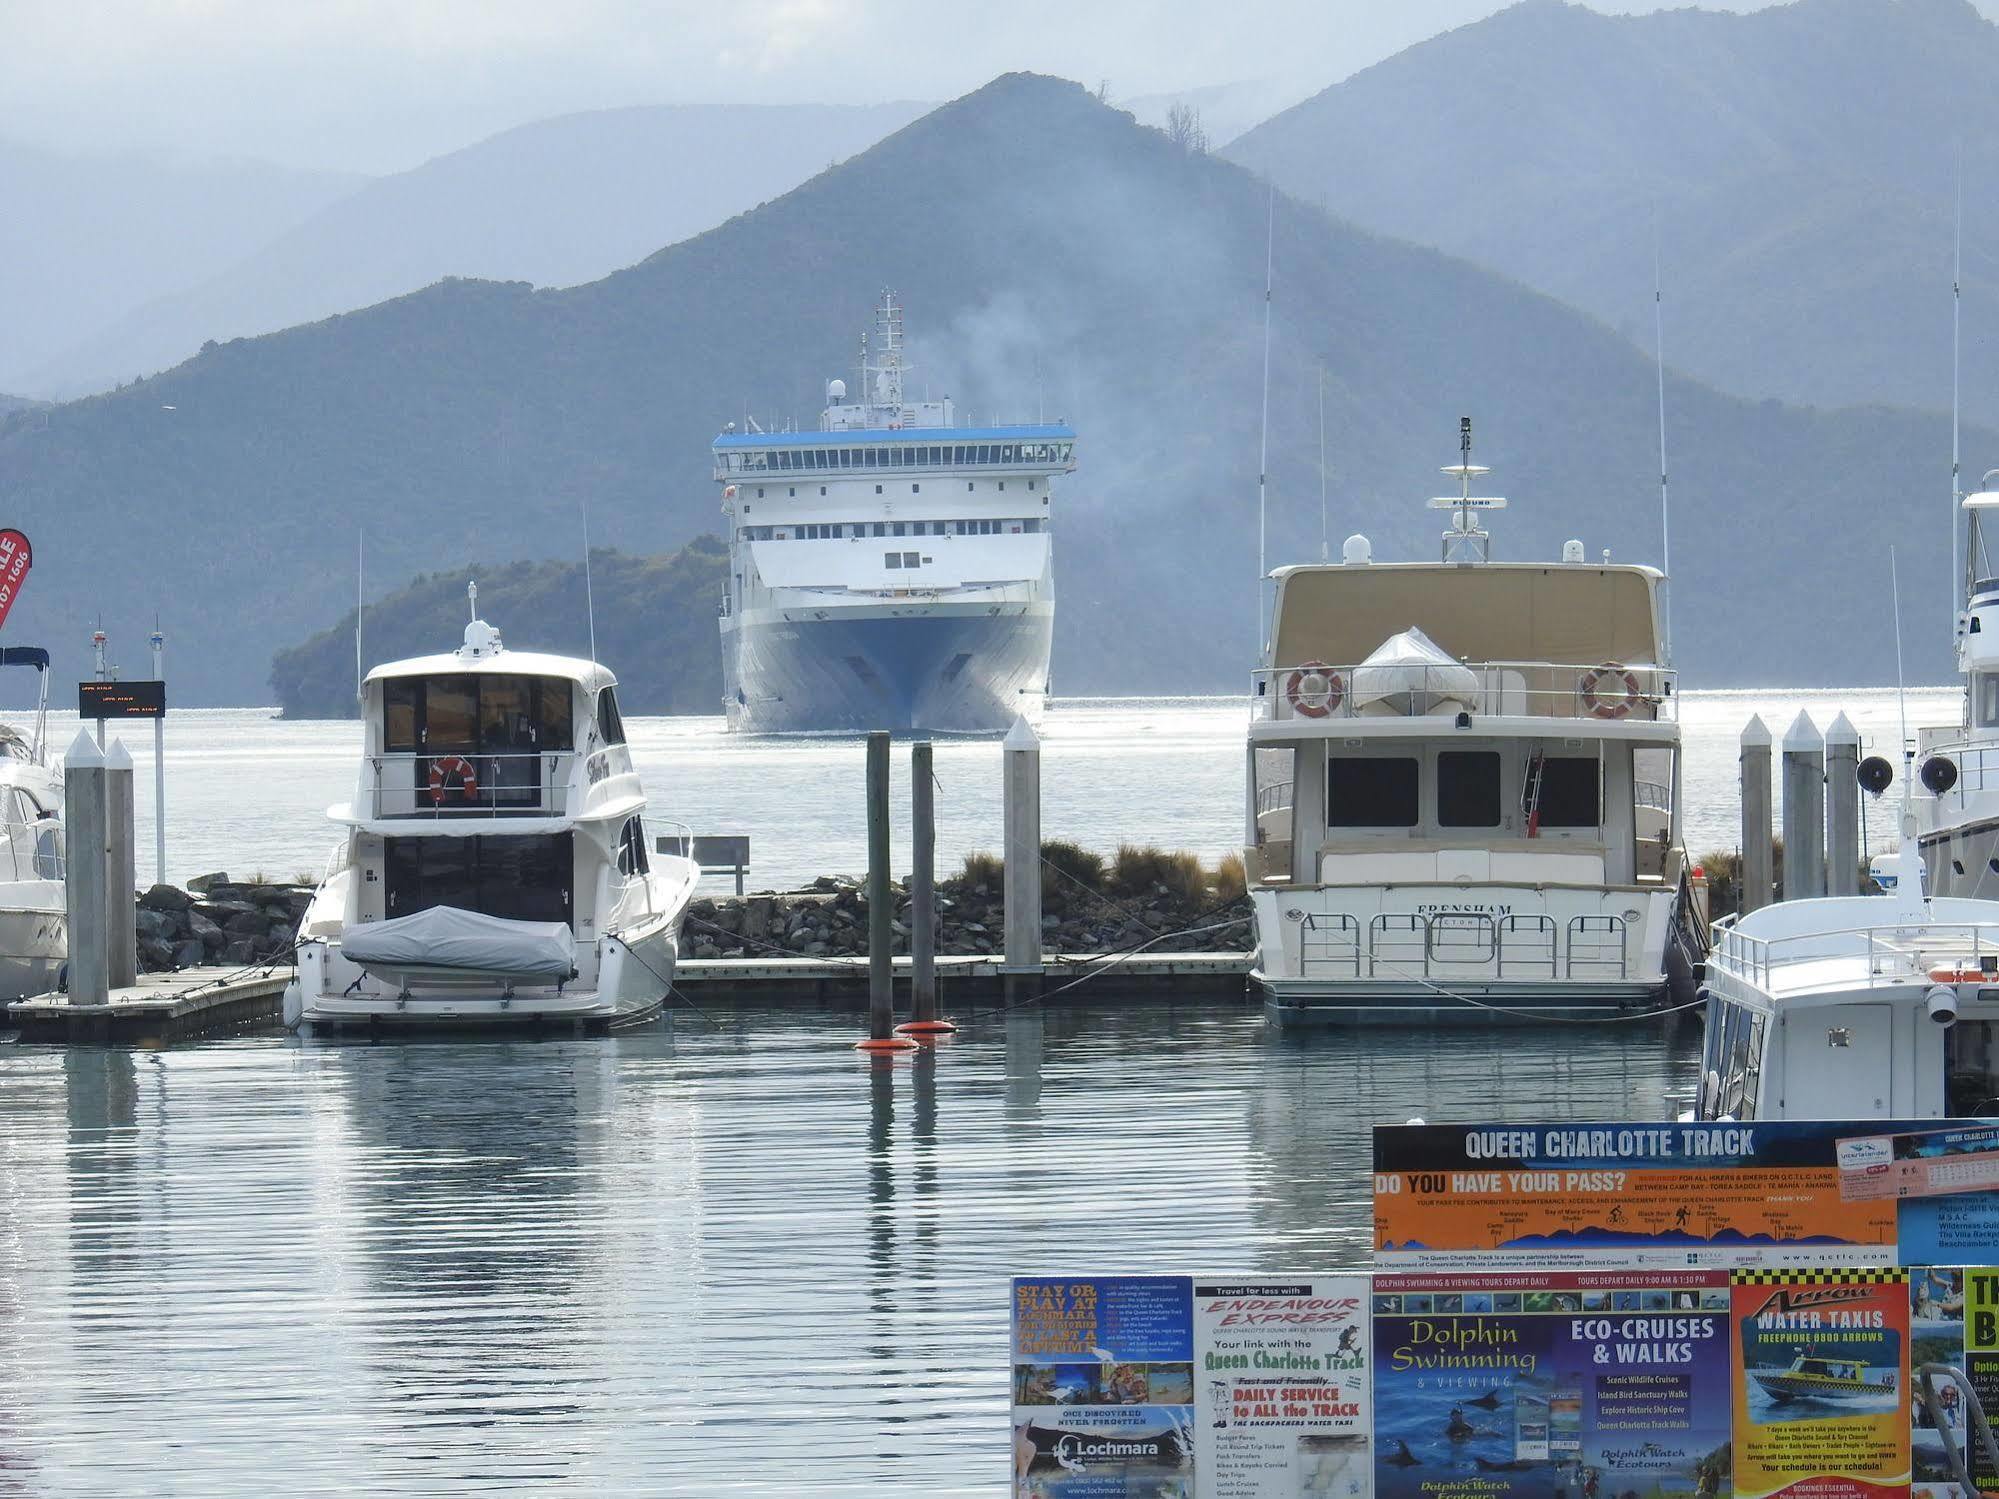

{"left": 1437, "top": 751, "right": 1502, "bottom": 827}
{"left": 904, "top": 552, "right": 920, "bottom": 568}
{"left": 885, "top": 553, "right": 902, "bottom": 569}
{"left": 1980, "top": 674, "right": 1999, "bottom": 728}
{"left": 1946, "top": 1019, "right": 1999, "bottom": 1114}
{"left": 384, "top": 678, "right": 421, "bottom": 752}
{"left": 1535, "top": 756, "right": 1601, "bottom": 827}
{"left": 383, "top": 832, "right": 573, "bottom": 925}
{"left": 382, "top": 675, "right": 574, "bottom": 757}
{"left": 1329, "top": 757, "right": 1418, "bottom": 828}
{"left": 596, "top": 686, "right": 626, "bottom": 747}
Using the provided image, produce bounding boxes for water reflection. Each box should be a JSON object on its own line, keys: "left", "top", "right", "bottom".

{"left": 0, "top": 1004, "right": 1700, "bottom": 1495}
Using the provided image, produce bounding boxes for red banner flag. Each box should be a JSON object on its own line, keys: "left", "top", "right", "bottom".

{"left": 0, "top": 531, "right": 30, "bottom": 632}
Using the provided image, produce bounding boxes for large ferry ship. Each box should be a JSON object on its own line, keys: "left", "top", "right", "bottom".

{"left": 713, "top": 292, "right": 1074, "bottom": 734}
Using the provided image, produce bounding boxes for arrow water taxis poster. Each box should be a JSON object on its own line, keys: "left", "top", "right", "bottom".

{"left": 1012, "top": 1276, "right": 1198, "bottom": 1498}
{"left": 1192, "top": 1280, "right": 1372, "bottom": 1499}
{"left": 1371, "top": 1123, "right": 1951, "bottom": 1268}
{"left": 1372, "top": 1271, "right": 1732, "bottom": 1499}
{"left": 1730, "top": 1269, "right": 1909, "bottom": 1499}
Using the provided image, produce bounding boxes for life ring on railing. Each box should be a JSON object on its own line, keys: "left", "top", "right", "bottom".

{"left": 1285, "top": 661, "right": 1343, "bottom": 718}
{"left": 1930, "top": 966, "right": 1989, "bottom": 984}
{"left": 1579, "top": 662, "right": 1642, "bottom": 720}
{"left": 428, "top": 755, "right": 479, "bottom": 806}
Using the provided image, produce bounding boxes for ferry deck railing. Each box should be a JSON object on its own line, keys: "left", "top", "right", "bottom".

{"left": 362, "top": 752, "right": 574, "bottom": 819}
{"left": 1301, "top": 910, "right": 1626, "bottom": 981}
{"left": 1250, "top": 661, "right": 1677, "bottom": 724}
{"left": 1708, "top": 916, "right": 1999, "bottom": 994}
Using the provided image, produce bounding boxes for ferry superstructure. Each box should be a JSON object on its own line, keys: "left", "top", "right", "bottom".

{"left": 1246, "top": 425, "right": 1703, "bottom": 1024}
{"left": 1916, "top": 477, "right": 1999, "bottom": 895}
{"left": 713, "top": 292, "right": 1074, "bottom": 734}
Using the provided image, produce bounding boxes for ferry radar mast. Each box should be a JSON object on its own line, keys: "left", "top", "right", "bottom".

{"left": 1428, "top": 416, "right": 1506, "bottom": 564}
{"left": 858, "top": 289, "right": 910, "bottom": 425}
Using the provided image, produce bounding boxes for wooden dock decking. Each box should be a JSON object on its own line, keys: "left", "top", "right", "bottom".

{"left": 6, "top": 966, "right": 291, "bottom": 1045}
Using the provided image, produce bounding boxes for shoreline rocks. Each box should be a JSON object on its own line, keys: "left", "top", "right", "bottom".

{"left": 135, "top": 876, "right": 311, "bottom": 973}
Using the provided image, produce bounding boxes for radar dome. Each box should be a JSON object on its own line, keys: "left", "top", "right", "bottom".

{"left": 827, "top": 378, "right": 846, "bottom": 403}
{"left": 1562, "top": 539, "right": 1584, "bottom": 563}
{"left": 1341, "top": 534, "right": 1372, "bottom": 565}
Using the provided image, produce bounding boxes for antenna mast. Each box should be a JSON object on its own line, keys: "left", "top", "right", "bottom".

{"left": 581, "top": 499, "right": 599, "bottom": 666}
{"left": 1953, "top": 157, "right": 1964, "bottom": 647}
{"left": 1317, "top": 365, "right": 1329, "bottom": 563}
{"left": 354, "top": 534, "right": 365, "bottom": 706}
{"left": 1257, "top": 185, "right": 1274, "bottom": 651}
{"left": 1654, "top": 224, "right": 1673, "bottom": 666}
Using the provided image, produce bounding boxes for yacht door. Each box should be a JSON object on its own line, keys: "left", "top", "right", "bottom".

{"left": 1781, "top": 1004, "right": 1894, "bottom": 1117}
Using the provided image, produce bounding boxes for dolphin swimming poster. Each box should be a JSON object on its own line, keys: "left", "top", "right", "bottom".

{"left": 1372, "top": 1271, "right": 1732, "bottom": 1499}
{"left": 1012, "top": 1276, "right": 1198, "bottom": 1497}
{"left": 1193, "top": 1279, "right": 1372, "bottom": 1499}
{"left": 1730, "top": 1269, "right": 1909, "bottom": 1499}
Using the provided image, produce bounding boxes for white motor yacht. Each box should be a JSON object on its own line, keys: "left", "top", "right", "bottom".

{"left": 285, "top": 589, "right": 699, "bottom": 1031}
{"left": 1698, "top": 793, "right": 1999, "bottom": 1120}
{"left": 0, "top": 647, "right": 64, "bottom": 1000}
{"left": 1245, "top": 425, "right": 1702, "bottom": 1023}
{"left": 1917, "top": 477, "right": 1999, "bottom": 895}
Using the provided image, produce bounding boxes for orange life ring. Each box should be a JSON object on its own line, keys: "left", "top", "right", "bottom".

{"left": 428, "top": 755, "right": 479, "bottom": 806}
{"left": 1285, "top": 661, "right": 1343, "bottom": 718}
{"left": 1579, "top": 662, "right": 1642, "bottom": 720}
{"left": 1930, "top": 966, "right": 1988, "bottom": 984}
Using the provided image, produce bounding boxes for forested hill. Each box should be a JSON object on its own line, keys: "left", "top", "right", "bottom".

{"left": 0, "top": 71, "right": 1982, "bottom": 704}
{"left": 269, "top": 539, "right": 727, "bottom": 718}
{"left": 1226, "top": 0, "right": 1999, "bottom": 415}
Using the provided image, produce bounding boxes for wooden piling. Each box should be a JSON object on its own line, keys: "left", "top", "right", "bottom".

{"left": 899, "top": 740, "right": 953, "bottom": 1035}
{"left": 1824, "top": 712, "right": 1861, "bottom": 897}
{"left": 1782, "top": 711, "right": 1826, "bottom": 900}
{"left": 856, "top": 730, "right": 915, "bottom": 1052}
{"left": 1740, "top": 715, "right": 1773, "bottom": 914}
{"left": 63, "top": 731, "right": 109, "bottom": 1006}
{"left": 1002, "top": 716, "right": 1043, "bottom": 1004}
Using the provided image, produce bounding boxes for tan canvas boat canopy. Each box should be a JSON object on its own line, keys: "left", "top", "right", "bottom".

{"left": 1268, "top": 562, "right": 1664, "bottom": 669}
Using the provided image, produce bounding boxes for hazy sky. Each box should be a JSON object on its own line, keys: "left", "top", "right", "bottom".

{"left": 0, "top": 0, "right": 1867, "bottom": 176}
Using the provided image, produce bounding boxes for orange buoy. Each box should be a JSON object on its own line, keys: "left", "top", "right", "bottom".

{"left": 896, "top": 1019, "right": 958, "bottom": 1035}
{"left": 853, "top": 1035, "right": 920, "bottom": 1053}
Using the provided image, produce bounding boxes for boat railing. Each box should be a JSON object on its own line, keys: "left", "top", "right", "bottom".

{"left": 1301, "top": 910, "right": 1626, "bottom": 981}
{"left": 1250, "top": 660, "right": 1676, "bottom": 724}
{"left": 362, "top": 752, "right": 574, "bottom": 820}
{"left": 1917, "top": 737, "right": 1999, "bottom": 794}
{"left": 1255, "top": 780, "right": 1295, "bottom": 815}
{"left": 1708, "top": 917, "right": 1999, "bottom": 992}
{"left": 1634, "top": 780, "right": 1673, "bottom": 811}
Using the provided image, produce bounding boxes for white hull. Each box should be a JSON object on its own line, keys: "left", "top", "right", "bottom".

{"left": 288, "top": 904, "right": 683, "bottom": 1030}
{"left": 0, "top": 883, "right": 65, "bottom": 1001}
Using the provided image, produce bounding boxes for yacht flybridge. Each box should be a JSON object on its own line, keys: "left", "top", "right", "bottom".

{"left": 285, "top": 587, "right": 699, "bottom": 1031}
{"left": 1246, "top": 424, "right": 1701, "bottom": 1023}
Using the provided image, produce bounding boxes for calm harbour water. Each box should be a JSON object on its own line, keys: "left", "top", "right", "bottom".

{"left": 0, "top": 689, "right": 1938, "bottom": 1492}
{"left": 3, "top": 688, "right": 1962, "bottom": 891}
{"left": 0, "top": 1009, "right": 1700, "bottom": 1496}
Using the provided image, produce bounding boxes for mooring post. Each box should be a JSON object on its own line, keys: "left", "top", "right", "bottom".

{"left": 856, "top": 731, "right": 915, "bottom": 1053}
{"left": 1739, "top": 715, "right": 1773, "bottom": 914}
{"left": 63, "top": 730, "right": 109, "bottom": 1005}
{"left": 1002, "top": 716, "right": 1043, "bottom": 1003}
{"left": 898, "top": 739, "right": 954, "bottom": 1035}
{"left": 1824, "top": 712, "right": 1861, "bottom": 897}
{"left": 1782, "top": 711, "right": 1826, "bottom": 900}
{"left": 105, "top": 738, "right": 137, "bottom": 988}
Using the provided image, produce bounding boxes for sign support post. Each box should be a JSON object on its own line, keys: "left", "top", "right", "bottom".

{"left": 150, "top": 628, "right": 165, "bottom": 886}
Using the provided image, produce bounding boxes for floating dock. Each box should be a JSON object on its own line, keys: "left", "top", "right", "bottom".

{"left": 675, "top": 950, "right": 1251, "bottom": 1004}
{"left": 6, "top": 965, "right": 290, "bottom": 1045}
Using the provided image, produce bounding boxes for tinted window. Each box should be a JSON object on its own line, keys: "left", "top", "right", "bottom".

{"left": 1537, "top": 757, "right": 1600, "bottom": 827}
{"left": 423, "top": 676, "right": 477, "bottom": 752}
{"left": 1329, "top": 757, "right": 1419, "bottom": 827}
{"left": 1437, "top": 751, "right": 1502, "bottom": 827}
{"left": 596, "top": 686, "right": 627, "bottom": 747}
{"left": 383, "top": 832, "right": 573, "bottom": 925}
{"left": 383, "top": 678, "right": 420, "bottom": 752}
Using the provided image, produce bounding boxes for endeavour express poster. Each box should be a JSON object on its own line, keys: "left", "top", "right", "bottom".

{"left": 1911, "top": 1270, "right": 1969, "bottom": 1499}
{"left": 1731, "top": 1269, "right": 1910, "bottom": 1499}
{"left": 1372, "top": 1271, "right": 1732, "bottom": 1499}
{"left": 1374, "top": 1123, "right": 1907, "bottom": 1269}
{"left": 1012, "top": 1276, "right": 1197, "bottom": 1498}
{"left": 1193, "top": 1279, "right": 1372, "bottom": 1499}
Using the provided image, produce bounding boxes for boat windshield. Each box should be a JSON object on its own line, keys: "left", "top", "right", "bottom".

{"left": 1946, "top": 1018, "right": 1999, "bottom": 1115}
